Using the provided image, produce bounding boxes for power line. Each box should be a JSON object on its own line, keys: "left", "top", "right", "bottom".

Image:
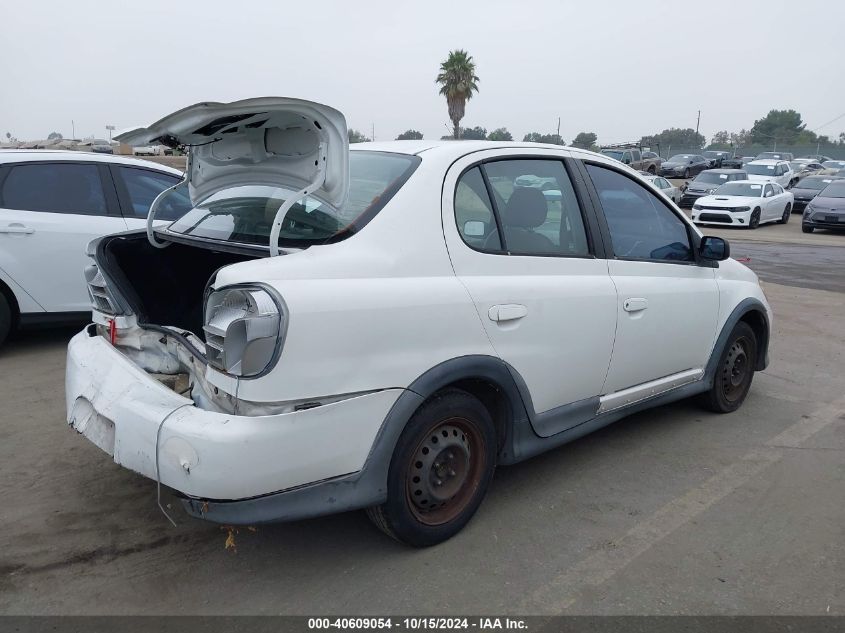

{"left": 810, "top": 111, "right": 845, "bottom": 133}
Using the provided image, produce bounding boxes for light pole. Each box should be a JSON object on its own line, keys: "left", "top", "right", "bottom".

{"left": 105, "top": 125, "right": 115, "bottom": 142}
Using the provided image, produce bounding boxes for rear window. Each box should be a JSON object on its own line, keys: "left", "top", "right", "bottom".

{"left": 166, "top": 151, "right": 419, "bottom": 248}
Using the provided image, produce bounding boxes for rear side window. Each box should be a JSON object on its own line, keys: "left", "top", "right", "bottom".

{"left": 455, "top": 167, "right": 501, "bottom": 251}
{"left": 586, "top": 163, "right": 692, "bottom": 263}
{"left": 117, "top": 167, "right": 191, "bottom": 221}
{"left": 0, "top": 163, "right": 107, "bottom": 214}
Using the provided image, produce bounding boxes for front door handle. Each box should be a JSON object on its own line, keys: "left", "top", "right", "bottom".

{"left": 623, "top": 297, "right": 648, "bottom": 313}
{"left": 0, "top": 223, "right": 35, "bottom": 234}
{"left": 488, "top": 304, "right": 528, "bottom": 322}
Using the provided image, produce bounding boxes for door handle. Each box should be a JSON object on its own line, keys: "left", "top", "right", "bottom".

{"left": 623, "top": 298, "right": 648, "bottom": 313}
{"left": 0, "top": 223, "right": 35, "bottom": 234}
{"left": 488, "top": 304, "right": 528, "bottom": 322}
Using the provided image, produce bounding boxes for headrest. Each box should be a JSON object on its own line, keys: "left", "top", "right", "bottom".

{"left": 502, "top": 187, "right": 548, "bottom": 228}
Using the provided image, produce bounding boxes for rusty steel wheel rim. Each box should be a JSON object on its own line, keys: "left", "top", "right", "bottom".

{"left": 721, "top": 336, "right": 751, "bottom": 403}
{"left": 405, "top": 417, "right": 486, "bottom": 526}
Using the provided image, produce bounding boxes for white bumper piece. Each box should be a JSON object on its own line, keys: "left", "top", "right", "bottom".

{"left": 65, "top": 329, "right": 401, "bottom": 500}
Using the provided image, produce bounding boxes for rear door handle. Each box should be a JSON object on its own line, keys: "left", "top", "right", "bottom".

{"left": 0, "top": 223, "right": 35, "bottom": 234}
{"left": 488, "top": 304, "right": 528, "bottom": 322}
{"left": 623, "top": 297, "right": 648, "bottom": 312}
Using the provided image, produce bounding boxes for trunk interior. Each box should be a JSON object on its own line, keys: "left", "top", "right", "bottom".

{"left": 99, "top": 233, "right": 260, "bottom": 337}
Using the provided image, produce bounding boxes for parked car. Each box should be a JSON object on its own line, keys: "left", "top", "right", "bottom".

{"left": 691, "top": 180, "right": 794, "bottom": 228}
{"left": 820, "top": 160, "right": 845, "bottom": 174}
{"left": 801, "top": 155, "right": 832, "bottom": 163}
{"left": 0, "top": 150, "right": 190, "bottom": 346}
{"left": 754, "top": 151, "right": 794, "bottom": 161}
{"left": 789, "top": 160, "right": 823, "bottom": 179}
{"left": 659, "top": 154, "right": 709, "bottom": 179}
{"left": 132, "top": 145, "right": 159, "bottom": 156}
{"left": 802, "top": 179, "right": 845, "bottom": 233}
{"left": 679, "top": 169, "right": 748, "bottom": 207}
{"left": 65, "top": 97, "right": 772, "bottom": 547}
{"left": 703, "top": 151, "right": 731, "bottom": 168}
{"left": 599, "top": 147, "right": 661, "bottom": 174}
{"left": 88, "top": 139, "right": 114, "bottom": 154}
{"left": 641, "top": 173, "right": 682, "bottom": 204}
{"left": 789, "top": 175, "right": 841, "bottom": 213}
{"left": 744, "top": 159, "right": 796, "bottom": 188}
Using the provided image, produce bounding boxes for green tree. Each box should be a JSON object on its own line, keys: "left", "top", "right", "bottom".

{"left": 396, "top": 129, "right": 423, "bottom": 140}
{"left": 348, "top": 129, "right": 370, "bottom": 144}
{"left": 435, "top": 49, "right": 479, "bottom": 140}
{"left": 460, "top": 126, "right": 487, "bottom": 140}
{"left": 487, "top": 127, "right": 513, "bottom": 141}
{"left": 640, "top": 128, "right": 705, "bottom": 150}
{"left": 710, "top": 130, "right": 730, "bottom": 146}
{"left": 523, "top": 132, "right": 565, "bottom": 145}
{"left": 571, "top": 132, "right": 597, "bottom": 149}
{"left": 47, "top": 131, "right": 63, "bottom": 140}
{"left": 750, "top": 109, "right": 808, "bottom": 145}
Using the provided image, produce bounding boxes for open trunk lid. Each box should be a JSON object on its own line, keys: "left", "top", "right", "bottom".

{"left": 115, "top": 97, "right": 349, "bottom": 209}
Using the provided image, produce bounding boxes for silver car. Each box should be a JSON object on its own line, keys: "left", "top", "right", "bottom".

{"left": 641, "top": 173, "right": 682, "bottom": 204}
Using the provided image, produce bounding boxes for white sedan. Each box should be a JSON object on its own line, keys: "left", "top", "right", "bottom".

{"left": 641, "top": 173, "right": 682, "bottom": 204}
{"left": 691, "top": 180, "right": 794, "bottom": 228}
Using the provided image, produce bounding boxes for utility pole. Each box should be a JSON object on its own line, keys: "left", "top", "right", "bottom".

{"left": 371, "top": 123, "right": 375, "bottom": 142}
{"left": 695, "top": 110, "right": 701, "bottom": 137}
{"left": 105, "top": 125, "right": 115, "bottom": 142}
{"left": 556, "top": 117, "right": 560, "bottom": 138}
{"left": 71, "top": 120, "right": 76, "bottom": 139}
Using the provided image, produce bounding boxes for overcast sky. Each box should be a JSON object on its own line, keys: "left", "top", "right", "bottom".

{"left": 2, "top": 0, "right": 844, "bottom": 145}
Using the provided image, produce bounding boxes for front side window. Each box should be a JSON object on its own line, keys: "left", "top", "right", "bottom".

{"left": 586, "top": 163, "right": 692, "bottom": 263}
{"left": 0, "top": 163, "right": 107, "bottom": 214}
{"left": 117, "top": 167, "right": 191, "bottom": 220}
{"left": 483, "top": 159, "right": 589, "bottom": 257}
{"left": 167, "top": 151, "right": 419, "bottom": 248}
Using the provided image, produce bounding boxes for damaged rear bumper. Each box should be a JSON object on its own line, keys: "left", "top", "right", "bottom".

{"left": 65, "top": 327, "right": 402, "bottom": 522}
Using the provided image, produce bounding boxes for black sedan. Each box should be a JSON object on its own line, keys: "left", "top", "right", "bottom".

{"left": 790, "top": 176, "right": 841, "bottom": 213}
{"left": 658, "top": 154, "right": 709, "bottom": 179}
{"left": 802, "top": 180, "right": 845, "bottom": 233}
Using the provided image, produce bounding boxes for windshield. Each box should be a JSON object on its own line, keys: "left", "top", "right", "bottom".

{"left": 755, "top": 153, "right": 783, "bottom": 160}
{"left": 796, "top": 177, "right": 834, "bottom": 191}
{"left": 819, "top": 182, "right": 845, "bottom": 198}
{"left": 667, "top": 155, "right": 692, "bottom": 162}
{"left": 166, "top": 151, "right": 419, "bottom": 248}
{"left": 822, "top": 161, "right": 845, "bottom": 169}
{"left": 703, "top": 152, "right": 723, "bottom": 158}
{"left": 694, "top": 172, "right": 731, "bottom": 184}
{"left": 715, "top": 182, "right": 763, "bottom": 197}
{"left": 601, "top": 150, "right": 625, "bottom": 160}
{"left": 745, "top": 164, "right": 777, "bottom": 175}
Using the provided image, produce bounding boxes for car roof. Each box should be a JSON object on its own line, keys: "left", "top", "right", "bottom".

{"left": 0, "top": 149, "right": 183, "bottom": 175}
{"left": 748, "top": 159, "right": 786, "bottom": 165}
{"left": 350, "top": 139, "right": 595, "bottom": 160}
{"left": 698, "top": 168, "right": 747, "bottom": 174}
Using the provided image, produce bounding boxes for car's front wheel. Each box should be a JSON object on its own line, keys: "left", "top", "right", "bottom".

{"left": 700, "top": 321, "right": 757, "bottom": 413}
{"left": 749, "top": 208, "right": 761, "bottom": 229}
{"left": 802, "top": 224, "right": 814, "bottom": 233}
{"left": 366, "top": 389, "right": 496, "bottom": 547}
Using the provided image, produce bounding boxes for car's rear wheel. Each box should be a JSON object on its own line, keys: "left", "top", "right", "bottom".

{"left": 700, "top": 321, "right": 757, "bottom": 413}
{"left": 778, "top": 204, "right": 791, "bottom": 224}
{"left": 749, "top": 208, "right": 761, "bottom": 229}
{"left": 648, "top": 166, "right": 656, "bottom": 175}
{"left": 0, "top": 293, "right": 12, "bottom": 348}
{"left": 683, "top": 168, "right": 690, "bottom": 179}
{"left": 366, "top": 389, "right": 496, "bottom": 547}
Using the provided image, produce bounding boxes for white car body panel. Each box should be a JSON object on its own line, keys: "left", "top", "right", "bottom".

{"left": 745, "top": 159, "right": 794, "bottom": 188}
{"left": 116, "top": 97, "right": 349, "bottom": 209}
{"left": 63, "top": 129, "right": 773, "bottom": 511}
{"left": 0, "top": 151, "right": 182, "bottom": 314}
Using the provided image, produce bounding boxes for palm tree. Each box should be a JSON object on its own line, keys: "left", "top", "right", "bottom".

{"left": 435, "top": 50, "right": 479, "bottom": 140}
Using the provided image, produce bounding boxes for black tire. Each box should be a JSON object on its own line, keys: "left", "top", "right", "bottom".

{"left": 749, "top": 208, "right": 761, "bottom": 229}
{"left": 366, "top": 389, "right": 496, "bottom": 547}
{"left": 0, "top": 293, "right": 11, "bottom": 348}
{"left": 647, "top": 165, "right": 656, "bottom": 175}
{"left": 700, "top": 321, "right": 757, "bottom": 413}
{"left": 802, "top": 225, "right": 814, "bottom": 234}
{"left": 778, "top": 204, "right": 791, "bottom": 224}
{"left": 683, "top": 168, "right": 690, "bottom": 179}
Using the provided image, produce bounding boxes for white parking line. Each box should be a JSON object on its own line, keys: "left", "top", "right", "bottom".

{"left": 522, "top": 396, "right": 845, "bottom": 614}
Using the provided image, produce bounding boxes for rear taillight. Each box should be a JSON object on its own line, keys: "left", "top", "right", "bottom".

{"left": 84, "top": 264, "right": 121, "bottom": 315}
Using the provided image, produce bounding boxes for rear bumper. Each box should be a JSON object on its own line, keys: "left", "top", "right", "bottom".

{"left": 65, "top": 328, "right": 402, "bottom": 512}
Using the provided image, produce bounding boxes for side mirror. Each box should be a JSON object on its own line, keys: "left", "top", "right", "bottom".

{"left": 623, "top": 157, "right": 631, "bottom": 165}
{"left": 700, "top": 236, "right": 730, "bottom": 261}
{"left": 464, "top": 220, "right": 485, "bottom": 237}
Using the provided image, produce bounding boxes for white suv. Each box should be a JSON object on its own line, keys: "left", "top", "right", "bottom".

{"left": 65, "top": 98, "right": 772, "bottom": 547}
{"left": 0, "top": 151, "right": 189, "bottom": 346}
{"left": 744, "top": 159, "right": 796, "bottom": 188}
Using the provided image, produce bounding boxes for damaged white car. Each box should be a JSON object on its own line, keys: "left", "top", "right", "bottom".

{"left": 66, "top": 97, "right": 772, "bottom": 546}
